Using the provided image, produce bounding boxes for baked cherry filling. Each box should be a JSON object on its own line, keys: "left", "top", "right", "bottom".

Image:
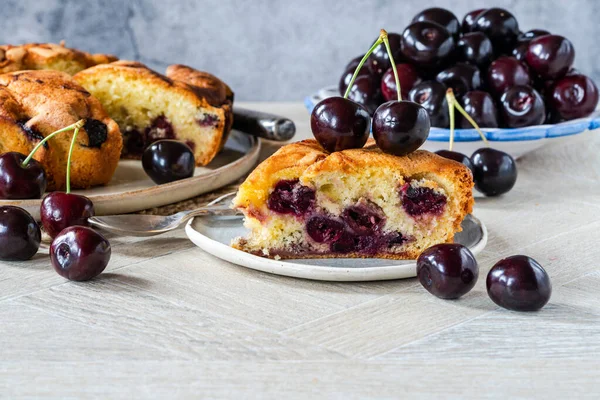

{"left": 306, "top": 216, "right": 344, "bottom": 243}
{"left": 400, "top": 183, "right": 447, "bottom": 217}
{"left": 342, "top": 202, "right": 385, "bottom": 235}
{"left": 83, "top": 118, "right": 108, "bottom": 148}
{"left": 198, "top": 113, "right": 219, "bottom": 127}
{"left": 123, "top": 116, "right": 176, "bottom": 156}
{"left": 267, "top": 179, "right": 316, "bottom": 216}
{"left": 17, "top": 120, "right": 46, "bottom": 147}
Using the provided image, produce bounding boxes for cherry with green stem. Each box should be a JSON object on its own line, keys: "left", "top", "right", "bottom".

{"left": 373, "top": 30, "right": 430, "bottom": 156}
{"left": 441, "top": 89, "right": 517, "bottom": 196}
{"left": 312, "top": 32, "right": 390, "bottom": 152}
{"left": 41, "top": 121, "right": 96, "bottom": 238}
{"left": 0, "top": 121, "right": 84, "bottom": 200}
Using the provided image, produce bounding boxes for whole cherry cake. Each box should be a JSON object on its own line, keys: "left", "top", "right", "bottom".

{"left": 232, "top": 139, "right": 473, "bottom": 259}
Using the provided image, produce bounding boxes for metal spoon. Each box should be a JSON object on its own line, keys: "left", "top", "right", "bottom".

{"left": 88, "top": 192, "right": 240, "bottom": 236}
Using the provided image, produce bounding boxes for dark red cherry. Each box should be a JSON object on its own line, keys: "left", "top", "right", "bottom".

{"left": 0, "top": 152, "right": 47, "bottom": 199}
{"left": 417, "top": 243, "right": 478, "bottom": 299}
{"left": 50, "top": 226, "right": 111, "bottom": 281}
{"left": 40, "top": 192, "right": 94, "bottom": 239}
{"left": 381, "top": 63, "right": 421, "bottom": 101}
{"left": 471, "top": 148, "right": 517, "bottom": 196}
{"left": 526, "top": 35, "right": 574, "bottom": 80}
{"left": 400, "top": 183, "right": 447, "bottom": 217}
{"left": 461, "top": 9, "right": 486, "bottom": 33}
{"left": 499, "top": 85, "right": 545, "bottom": 128}
{"left": 550, "top": 74, "right": 599, "bottom": 120}
{"left": 342, "top": 201, "right": 385, "bottom": 236}
{"left": 306, "top": 215, "right": 344, "bottom": 244}
{"left": 487, "top": 56, "right": 531, "bottom": 96}
{"left": 436, "top": 63, "right": 482, "bottom": 98}
{"left": 458, "top": 91, "right": 499, "bottom": 128}
{"left": 338, "top": 56, "right": 372, "bottom": 95}
{"left": 347, "top": 75, "right": 384, "bottom": 115}
{"left": 0, "top": 206, "right": 41, "bottom": 261}
{"left": 409, "top": 81, "right": 449, "bottom": 128}
{"left": 367, "top": 33, "right": 403, "bottom": 78}
{"left": 372, "top": 101, "right": 430, "bottom": 156}
{"left": 473, "top": 8, "right": 519, "bottom": 55}
{"left": 517, "top": 29, "right": 550, "bottom": 43}
{"left": 310, "top": 97, "right": 370, "bottom": 152}
{"left": 487, "top": 255, "right": 551, "bottom": 311}
{"left": 456, "top": 32, "right": 494, "bottom": 68}
{"left": 435, "top": 150, "right": 474, "bottom": 173}
{"left": 267, "top": 179, "right": 315, "bottom": 216}
{"left": 412, "top": 8, "right": 460, "bottom": 40}
{"left": 142, "top": 140, "right": 195, "bottom": 184}
{"left": 511, "top": 42, "right": 529, "bottom": 61}
{"left": 401, "top": 21, "right": 455, "bottom": 68}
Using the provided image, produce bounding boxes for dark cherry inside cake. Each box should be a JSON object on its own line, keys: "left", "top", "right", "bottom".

{"left": 232, "top": 139, "right": 474, "bottom": 260}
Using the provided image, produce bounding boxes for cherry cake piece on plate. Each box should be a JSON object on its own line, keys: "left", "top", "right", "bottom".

{"left": 232, "top": 139, "right": 474, "bottom": 260}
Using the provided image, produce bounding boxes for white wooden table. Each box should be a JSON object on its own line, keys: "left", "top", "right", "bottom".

{"left": 1, "top": 102, "right": 599, "bottom": 399}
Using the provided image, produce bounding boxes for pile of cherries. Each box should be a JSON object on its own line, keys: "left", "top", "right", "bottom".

{"left": 314, "top": 28, "right": 518, "bottom": 197}
{"left": 417, "top": 243, "right": 552, "bottom": 311}
{"left": 339, "top": 7, "right": 598, "bottom": 128}
{"left": 0, "top": 120, "right": 111, "bottom": 280}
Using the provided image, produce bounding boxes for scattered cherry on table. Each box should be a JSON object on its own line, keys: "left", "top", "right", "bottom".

{"left": 0, "top": 206, "right": 41, "bottom": 261}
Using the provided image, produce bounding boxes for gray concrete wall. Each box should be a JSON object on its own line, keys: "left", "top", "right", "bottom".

{"left": 2, "top": 0, "right": 598, "bottom": 100}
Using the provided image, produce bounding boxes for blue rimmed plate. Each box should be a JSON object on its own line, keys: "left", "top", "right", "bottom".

{"left": 306, "top": 86, "right": 600, "bottom": 158}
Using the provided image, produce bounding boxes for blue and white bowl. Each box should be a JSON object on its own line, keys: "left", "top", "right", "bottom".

{"left": 306, "top": 86, "right": 600, "bottom": 159}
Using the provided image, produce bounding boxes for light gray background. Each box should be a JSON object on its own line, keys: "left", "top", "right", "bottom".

{"left": 2, "top": 0, "right": 598, "bottom": 100}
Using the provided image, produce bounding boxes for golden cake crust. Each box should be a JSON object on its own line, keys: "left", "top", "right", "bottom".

{"left": 74, "top": 61, "right": 232, "bottom": 165}
{"left": 0, "top": 42, "right": 117, "bottom": 75}
{"left": 0, "top": 70, "right": 122, "bottom": 190}
{"left": 233, "top": 139, "right": 474, "bottom": 260}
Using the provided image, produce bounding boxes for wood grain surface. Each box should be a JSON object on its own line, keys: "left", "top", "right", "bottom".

{"left": 1, "top": 103, "right": 599, "bottom": 399}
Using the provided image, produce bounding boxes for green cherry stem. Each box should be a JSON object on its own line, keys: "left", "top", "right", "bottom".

{"left": 65, "top": 123, "right": 82, "bottom": 194}
{"left": 21, "top": 119, "right": 86, "bottom": 167}
{"left": 446, "top": 89, "right": 456, "bottom": 151}
{"left": 343, "top": 34, "right": 385, "bottom": 99}
{"left": 381, "top": 29, "right": 401, "bottom": 101}
{"left": 445, "top": 88, "right": 489, "bottom": 146}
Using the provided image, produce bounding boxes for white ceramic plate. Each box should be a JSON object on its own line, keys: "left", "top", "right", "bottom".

{"left": 0, "top": 130, "right": 260, "bottom": 219}
{"left": 185, "top": 214, "right": 487, "bottom": 282}
{"left": 306, "top": 86, "right": 600, "bottom": 159}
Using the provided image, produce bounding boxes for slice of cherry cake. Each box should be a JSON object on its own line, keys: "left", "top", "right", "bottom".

{"left": 232, "top": 139, "right": 474, "bottom": 260}
{"left": 73, "top": 61, "right": 233, "bottom": 166}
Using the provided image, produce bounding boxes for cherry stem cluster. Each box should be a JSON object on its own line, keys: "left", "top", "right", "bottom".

{"left": 21, "top": 119, "right": 85, "bottom": 193}
{"left": 445, "top": 89, "right": 488, "bottom": 151}
{"left": 343, "top": 29, "right": 401, "bottom": 101}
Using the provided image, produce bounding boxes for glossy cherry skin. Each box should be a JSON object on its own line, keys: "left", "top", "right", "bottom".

{"left": 0, "top": 206, "right": 41, "bottom": 261}
{"left": 435, "top": 150, "right": 474, "bottom": 173}
{"left": 412, "top": 8, "right": 460, "bottom": 40}
{"left": 473, "top": 8, "right": 519, "bottom": 55}
{"left": 436, "top": 63, "right": 482, "bottom": 98}
{"left": 50, "top": 226, "right": 111, "bottom": 281}
{"left": 487, "top": 56, "right": 531, "bottom": 96}
{"left": 367, "top": 33, "right": 403, "bottom": 78}
{"left": 409, "top": 81, "right": 449, "bottom": 128}
{"left": 372, "top": 100, "right": 430, "bottom": 156}
{"left": 461, "top": 8, "right": 486, "bottom": 33}
{"left": 40, "top": 192, "right": 94, "bottom": 239}
{"left": 0, "top": 152, "right": 47, "bottom": 199}
{"left": 381, "top": 63, "right": 421, "bottom": 101}
{"left": 458, "top": 91, "right": 499, "bottom": 128}
{"left": 347, "top": 75, "right": 384, "bottom": 115}
{"left": 499, "top": 85, "right": 546, "bottom": 128}
{"left": 456, "top": 32, "right": 494, "bottom": 69}
{"left": 142, "top": 140, "right": 195, "bottom": 184}
{"left": 338, "top": 61, "right": 371, "bottom": 95}
{"left": 311, "top": 97, "right": 370, "bottom": 152}
{"left": 471, "top": 148, "right": 517, "bottom": 196}
{"left": 526, "top": 35, "right": 574, "bottom": 80}
{"left": 417, "top": 243, "right": 478, "bottom": 299}
{"left": 487, "top": 255, "right": 552, "bottom": 311}
{"left": 401, "top": 21, "right": 454, "bottom": 69}
{"left": 511, "top": 42, "right": 528, "bottom": 61}
{"left": 517, "top": 29, "right": 550, "bottom": 43}
{"left": 550, "top": 74, "right": 599, "bottom": 120}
